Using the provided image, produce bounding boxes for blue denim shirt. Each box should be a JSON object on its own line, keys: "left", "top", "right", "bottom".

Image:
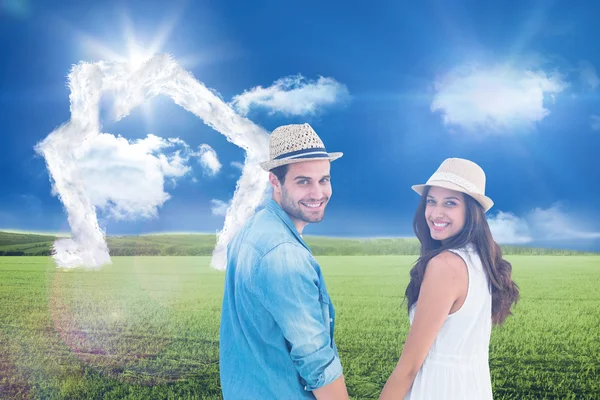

{"left": 219, "top": 199, "right": 342, "bottom": 399}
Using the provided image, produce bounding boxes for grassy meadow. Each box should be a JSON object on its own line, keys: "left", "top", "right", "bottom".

{"left": 1, "top": 250, "right": 599, "bottom": 399}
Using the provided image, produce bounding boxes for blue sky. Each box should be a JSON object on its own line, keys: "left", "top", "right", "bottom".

{"left": 1, "top": 0, "right": 600, "bottom": 251}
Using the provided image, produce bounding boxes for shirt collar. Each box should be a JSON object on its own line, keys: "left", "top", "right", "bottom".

{"left": 265, "top": 199, "right": 312, "bottom": 254}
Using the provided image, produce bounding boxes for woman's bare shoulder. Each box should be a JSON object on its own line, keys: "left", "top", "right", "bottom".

{"left": 425, "top": 250, "right": 467, "bottom": 279}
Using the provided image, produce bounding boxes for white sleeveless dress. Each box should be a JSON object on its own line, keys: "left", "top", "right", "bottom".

{"left": 405, "top": 243, "right": 494, "bottom": 399}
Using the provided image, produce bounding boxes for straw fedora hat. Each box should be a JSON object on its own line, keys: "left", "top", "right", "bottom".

{"left": 412, "top": 158, "right": 494, "bottom": 212}
{"left": 260, "top": 123, "right": 343, "bottom": 171}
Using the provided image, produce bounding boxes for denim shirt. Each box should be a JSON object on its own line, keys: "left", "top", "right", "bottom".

{"left": 219, "top": 199, "right": 342, "bottom": 399}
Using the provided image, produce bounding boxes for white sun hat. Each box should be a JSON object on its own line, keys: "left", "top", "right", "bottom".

{"left": 412, "top": 158, "right": 494, "bottom": 212}
{"left": 260, "top": 123, "right": 343, "bottom": 171}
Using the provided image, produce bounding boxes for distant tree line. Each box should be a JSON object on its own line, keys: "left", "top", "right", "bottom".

{"left": 1, "top": 244, "right": 597, "bottom": 257}
{"left": 0, "top": 250, "right": 53, "bottom": 256}
{"left": 1, "top": 232, "right": 598, "bottom": 256}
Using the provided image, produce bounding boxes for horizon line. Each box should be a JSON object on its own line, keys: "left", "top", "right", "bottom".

{"left": 1, "top": 229, "right": 598, "bottom": 252}
{"left": 0, "top": 228, "right": 416, "bottom": 239}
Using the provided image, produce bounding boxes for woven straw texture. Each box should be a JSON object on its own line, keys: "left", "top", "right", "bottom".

{"left": 260, "top": 123, "right": 342, "bottom": 171}
{"left": 269, "top": 124, "right": 325, "bottom": 159}
{"left": 412, "top": 158, "right": 494, "bottom": 212}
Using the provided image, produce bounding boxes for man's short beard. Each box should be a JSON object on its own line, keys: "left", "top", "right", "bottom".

{"left": 280, "top": 186, "right": 327, "bottom": 224}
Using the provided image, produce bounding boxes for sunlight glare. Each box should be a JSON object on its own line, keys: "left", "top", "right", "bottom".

{"left": 77, "top": 10, "right": 187, "bottom": 128}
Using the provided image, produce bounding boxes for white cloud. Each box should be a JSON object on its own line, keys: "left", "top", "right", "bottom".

{"left": 489, "top": 204, "right": 600, "bottom": 244}
{"left": 194, "top": 144, "right": 221, "bottom": 176}
{"left": 76, "top": 133, "right": 191, "bottom": 220}
{"left": 528, "top": 204, "right": 600, "bottom": 240}
{"left": 34, "top": 54, "right": 271, "bottom": 270}
{"left": 231, "top": 161, "right": 244, "bottom": 170}
{"left": 579, "top": 61, "right": 600, "bottom": 90}
{"left": 488, "top": 211, "right": 532, "bottom": 244}
{"left": 591, "top": 115, "right": 600, "bottom": 131}
{"left": 431, "top": 63, "right": 567, "bottom": 132}
{"left": 211, "top": 199, "right": 230, "bottom": 216}
{"left": 231, "top": 74, "right": 349, "bottom": 116}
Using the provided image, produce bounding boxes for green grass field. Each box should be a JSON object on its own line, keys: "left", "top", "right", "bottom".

{"left": 1, "top": 255, "right": 599, "bottom": 399}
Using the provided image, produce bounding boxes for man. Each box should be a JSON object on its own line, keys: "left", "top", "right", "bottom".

{"left": 219, "top": 123, "right": 350, "bottom": 399}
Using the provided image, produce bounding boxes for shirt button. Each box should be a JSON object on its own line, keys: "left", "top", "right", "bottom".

{"left": 330, "top": 318, "right": 333, "bottom": 322}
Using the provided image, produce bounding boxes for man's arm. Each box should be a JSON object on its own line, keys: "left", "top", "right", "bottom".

{"left": 248, "top": 242, "right": 349, "bottom": 399}
{"left": 313, "top": 375, "right": 349, "bottom": 399}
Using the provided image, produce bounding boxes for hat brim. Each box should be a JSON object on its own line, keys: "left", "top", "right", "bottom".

{"left": 412, "top": 181, "right": 494, "bottom": 212}
{"left": 260, "top": 152, "right": 343, "bottom": 172}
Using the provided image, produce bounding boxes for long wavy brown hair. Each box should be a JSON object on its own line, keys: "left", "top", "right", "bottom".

{"left": 405, "top": 186, "right": 520, "bottom": 325}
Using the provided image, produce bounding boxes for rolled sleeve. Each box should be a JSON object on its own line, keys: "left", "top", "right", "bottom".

{"left": 302, "top": 353, "right": 343, "bottom": 391}
{"left": 249, "top": 242, "right": 342, "bottom": 391}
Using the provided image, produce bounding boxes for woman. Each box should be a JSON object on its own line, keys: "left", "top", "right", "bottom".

{"left": 379, "top": 158, "right": 519, "bottom": 399}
